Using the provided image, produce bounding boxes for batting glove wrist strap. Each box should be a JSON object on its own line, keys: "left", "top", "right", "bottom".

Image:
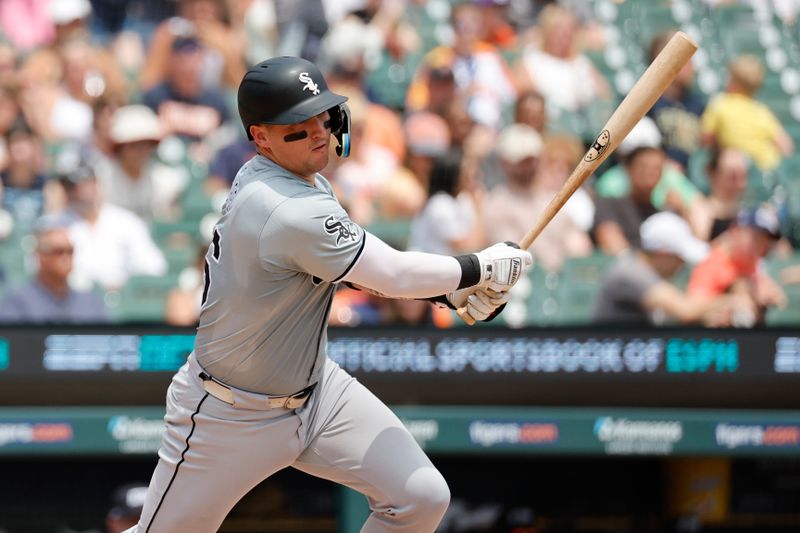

{"left": 454, "top": 254, "right": 482, "bottom": 289}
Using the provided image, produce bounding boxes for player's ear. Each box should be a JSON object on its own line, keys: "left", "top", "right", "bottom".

{"left": 250, "top": 125, "right": 269, "bottom": 147}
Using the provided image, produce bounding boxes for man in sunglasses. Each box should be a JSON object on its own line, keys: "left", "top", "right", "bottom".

{"left": 0, "top": 216, "right": 106, "bottom": 324}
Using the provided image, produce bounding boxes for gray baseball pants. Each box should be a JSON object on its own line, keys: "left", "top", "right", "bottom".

{"left": 125, "top": 354, "right": 449, "bottom": 532}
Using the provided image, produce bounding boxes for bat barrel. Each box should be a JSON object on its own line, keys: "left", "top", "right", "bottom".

{"left": 518, "top": 32, "right": 698, "bottom": 251}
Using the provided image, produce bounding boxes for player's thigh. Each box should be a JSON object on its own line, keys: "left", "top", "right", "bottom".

{"left": 293, "top": 363, "right": 446, "bottom": 507}
{"left": 138, "top": 367, "right": 303, "bottom": 532}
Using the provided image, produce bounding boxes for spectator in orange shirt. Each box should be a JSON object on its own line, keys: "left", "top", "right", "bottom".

{"left": 688, "top": 205, "right": 787, "bottom": 326}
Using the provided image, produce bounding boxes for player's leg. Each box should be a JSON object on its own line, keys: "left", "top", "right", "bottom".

{"left": 293, "top": 360, "right": 450, "bottom": 533}
{"left": 130, "top": 357, "right": 304, "bottom": 533}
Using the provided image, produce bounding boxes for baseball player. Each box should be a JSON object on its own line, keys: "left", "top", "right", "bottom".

{"left": 127, "top": 56, "right": 532, "bottom": 533}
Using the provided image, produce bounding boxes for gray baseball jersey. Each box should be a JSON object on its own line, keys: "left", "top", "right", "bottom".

{"left": 195, "top": 155, "right": 365, "bottom": 394}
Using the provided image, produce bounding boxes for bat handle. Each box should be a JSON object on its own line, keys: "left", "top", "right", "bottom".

{"left": 457, "top": 307, "right": 477, "bottom": 326}
{"left": 455, "top": 288, "right": 504, "bottom": 326}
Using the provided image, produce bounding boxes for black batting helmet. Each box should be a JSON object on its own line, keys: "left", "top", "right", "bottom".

{"left": 238, "top": 56, "right": 349, "bottom": 143}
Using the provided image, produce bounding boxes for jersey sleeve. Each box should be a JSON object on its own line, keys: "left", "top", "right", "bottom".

{"left": 261, "top": 194, "right": 366, "bottom": 282}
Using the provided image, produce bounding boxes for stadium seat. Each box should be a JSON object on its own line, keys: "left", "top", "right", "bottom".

{"left": 106, "top": 275, "right": 180, "bottom": 323}
{"left": 765, "top": 255, "right": 800, "bottom": 326}
{"left": 364, "top": 218, "right": 412, "bottom": 250}
{"left": 552, "top": 253, "right": 614, "bottom": 325}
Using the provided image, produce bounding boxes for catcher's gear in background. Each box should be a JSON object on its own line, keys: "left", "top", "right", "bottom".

{"left": 474, "top": 242, "right": 532, "bottom": 292}
{"left": 237, "top": 56, "right": 351, "bottom": 156}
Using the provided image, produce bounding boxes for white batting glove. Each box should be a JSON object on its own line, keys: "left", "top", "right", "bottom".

{"left": 466, "top": 289, "right": 512, "bottom": 321}
{"left": 447, "top": 288, "right": 513, "bottom": 323}
{"left": 474, "top": 242, "right": 533, "bottom": 292}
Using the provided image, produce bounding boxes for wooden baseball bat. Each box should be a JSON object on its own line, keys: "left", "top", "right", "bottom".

{"left": 458, "top": 31, "right": 698, "bottom": 325}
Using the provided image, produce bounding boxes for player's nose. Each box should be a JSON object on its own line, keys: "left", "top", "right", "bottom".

{"left": 307, "top": 114, "right": 329, "bottom": 139}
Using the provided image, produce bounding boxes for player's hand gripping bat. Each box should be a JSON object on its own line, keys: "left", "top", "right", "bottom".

{"left": 458, "top": 32, "right": 698, "bottom": 325}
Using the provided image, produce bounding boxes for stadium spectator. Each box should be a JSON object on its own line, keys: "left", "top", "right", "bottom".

{"left": 436, "top": 94, "right": 499, "bottom": 189}
{"left": 696, "top": 148, "right": 750, "bottom": 241}
{"left": 485, "top": 124, "right": 591, "bottom": 271}
{"left": 593, "top": 145, "right": 665, "bottom": 256}
{"left": 0, "top": 0, "right": 56, "bottom": 51}
{"left": 701, "top": 54, "right": 794, "bottom": 171}
{"left": 52, "top": 149, "right": 167, "bottom": 291}
{"left": 514, "top": 89, "right": 548, "bottom": 136}
{"left": 0, "top": 117, "right": 59, "bottom": 228}
{"left": 408, "top": 149, "right": 485, "bottom": 254}
{"left": 417, "top": 65, "right": 457, "bottom": 118}
{"left": 647, "top": 30, "right": 706, "bottom": 170}
{"left": 595, "top": 117, "right": 706, "bottom": 240}
{"left": 140, "top": 0, "right": 246, "bottom": 91}
{"left": 514, "top": 4, "right": 610, "bottom": 116}
{"left": 477, "top": 0, "right": 518, "bottom": 51}
{"left": 205, "top": 133, "right": 256, "bottom": 195}
{"left": 95, "top": 104, "right": 186, "bottom": 222}
{"left": 377, "top": 111, "right": 450, "bottom": 220}
{"left": 0, "top": 217, "right": 107, "bottom": 324}
{"left": 406, "top": 2, "right": 516, "bottom": 129}
{"left": 592, "top": 211, "right": 745, "bottom": 327}
{"left": 537, "top": 133, "right": 595, "bottom": 233}
{"left": 142, "top": 36, "right": 230, "bottom": 142}
{"left": 688, "top": 206, "right": 787, "bottom": 326}
{"left": 15, "top": 38, "right": 126, "bottom": 145}
{"left": 106, "top": 483, "right": 148, "bottom": 533}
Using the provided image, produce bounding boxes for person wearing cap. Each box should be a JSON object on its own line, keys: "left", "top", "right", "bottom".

{"left": 141, "top": 36, "right": 229, "bottom": 141}
{"left": 129, "top": 56, "right": 531, "bottom": 533}
{"left": 139, "top": 0, "right": 246, "bottom": 91}
{"left": 701, "top": 54, "right": 794, "bottom": 171}
{"left": 96, "top": 104, "right": 184, "bottom": 222}
{"left": 52, "top": 148, "right": 167, "bottom": 291}
{"left": 106, "top": 483, "right": 148, "bottom": 533}
{"left": 405, "top": 2, "right": 516, "bottom": 129}
{"left": 688, "top": 205, "right": 787, "bottom": 325}
{"left": 592, "top": 211, "right": 744, "bottom": 326}
{"left": 485, "top": 125, "right": 592, "bottom": 271}
{"left": 0, "top": 216, "right": 107, "bottom": 324}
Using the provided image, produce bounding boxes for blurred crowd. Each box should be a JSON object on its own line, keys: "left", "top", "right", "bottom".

{"left": 0, "top": 0, "right": 798, "bottom": 328}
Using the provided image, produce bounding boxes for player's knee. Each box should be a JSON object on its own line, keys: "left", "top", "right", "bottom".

{"left": 404, "top": 467, "right": 450, "bottom": 523}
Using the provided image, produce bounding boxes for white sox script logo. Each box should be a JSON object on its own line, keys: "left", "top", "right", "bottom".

{"left": 299, "top": 72, "right": 320, "bottom": 95}
{"left": 323, "top": 215, "right": 358, "bottom": 245}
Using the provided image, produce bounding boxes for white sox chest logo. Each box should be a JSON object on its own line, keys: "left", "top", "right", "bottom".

{"left": 299, "top": 72, "right": 320, "bottom": 95}
{"left": 324, "top": 215, "right": 358, "bottom": 244}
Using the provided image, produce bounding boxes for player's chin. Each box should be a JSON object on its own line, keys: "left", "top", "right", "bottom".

{"left": 308, "top": 149, "right": 329, "bottom": 172}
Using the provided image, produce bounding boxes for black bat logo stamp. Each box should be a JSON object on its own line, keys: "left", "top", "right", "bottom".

{"left": 584, "top": 129, "right": 611, "bottom": 162}
{"left": 324, "top": 215, "right": 358, "bottom": 245}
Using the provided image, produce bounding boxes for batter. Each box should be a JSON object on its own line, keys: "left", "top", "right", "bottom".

{"left": 128, "top": 56, "right": 532, "bottom": 532}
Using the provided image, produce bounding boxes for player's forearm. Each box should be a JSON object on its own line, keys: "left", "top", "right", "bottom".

{"left": 343, "top": 233, "right": 466, "bottom": 298}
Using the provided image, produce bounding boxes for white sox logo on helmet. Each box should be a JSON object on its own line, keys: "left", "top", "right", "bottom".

{"left": 299, "top": 72, "right": 320, "bottom": 95}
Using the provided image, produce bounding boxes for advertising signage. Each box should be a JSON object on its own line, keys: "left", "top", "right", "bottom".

{"left": 0, "top": 326, "right": 799, "bottom": 407}
{"left": 1, "top": 406, "right": 799, "bottom": 458}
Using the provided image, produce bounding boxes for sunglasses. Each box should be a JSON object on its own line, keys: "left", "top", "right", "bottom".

{"left": 40, "top": 246, "right": 74, "bottom": 256}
